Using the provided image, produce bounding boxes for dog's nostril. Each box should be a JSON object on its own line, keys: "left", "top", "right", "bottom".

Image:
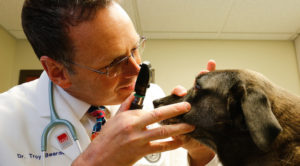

{"left": 153, "top": 99, "right": 161, "bottom": 108}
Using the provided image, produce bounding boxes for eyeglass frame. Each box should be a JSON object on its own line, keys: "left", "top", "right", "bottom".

{"left": 70, "top": 36, "right": 146, "bottom": 77}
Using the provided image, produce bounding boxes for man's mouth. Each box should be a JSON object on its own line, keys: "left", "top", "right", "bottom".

{"left": 119, "top": 83, "right": 135, "bottom": 91}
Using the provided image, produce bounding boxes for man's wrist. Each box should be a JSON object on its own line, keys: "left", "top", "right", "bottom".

{"left": 72, "top": 156, "right": 86, "bottom": 166}
{"left": 72, "top": 153, "right": 98, "bottom": 166}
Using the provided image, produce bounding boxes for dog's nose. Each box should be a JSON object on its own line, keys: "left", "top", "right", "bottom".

{"left": 153, "top": 99, "right": 162, "bottom": 108}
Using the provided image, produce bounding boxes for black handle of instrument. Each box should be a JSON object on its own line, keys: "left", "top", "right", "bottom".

{"left": 129, "top": 61, "right": 152, "bottom": 110}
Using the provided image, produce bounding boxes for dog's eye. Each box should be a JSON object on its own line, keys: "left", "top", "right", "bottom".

{"left": 195, "top": 83, "right": 201, "bottom": 90}
{"left": 194, "top": 78, "right": 202, "bottom": 90}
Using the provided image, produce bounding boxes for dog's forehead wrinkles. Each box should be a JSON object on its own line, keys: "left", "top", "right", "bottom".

{"left": 197, "top": 71, "right": 240, "bottom": 96}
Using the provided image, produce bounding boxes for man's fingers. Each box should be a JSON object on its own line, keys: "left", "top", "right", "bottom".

{"left": 144, "top": 123, "right": 195, "bottom": 141}
{"left": 139, "top": 102, "right": 191, "bottom": 126}
{"left": 199, "top": 70, "right": 209, "bottom": 75}
{"left": 171, "top": 85, "right": 187, "bottom": 97}
{"left": 118, "top": 94, "right": 135, "bottom": 113}
{"left": 147, "top": 139, "right": 183, "bottom": 154}
{"left": 206, "top": 59, "right": 216, "bottom": 72}
{"left": 198, "top": 60, "right": 216, "bottom": 75}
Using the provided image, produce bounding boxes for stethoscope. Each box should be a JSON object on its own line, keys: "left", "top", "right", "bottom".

{"left": 41, "top": 80, "right": 82, "bottom": 166}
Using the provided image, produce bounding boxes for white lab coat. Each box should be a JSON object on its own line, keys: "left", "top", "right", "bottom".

{"left": 0, "top": 71, "right": 221, "bottom": 166}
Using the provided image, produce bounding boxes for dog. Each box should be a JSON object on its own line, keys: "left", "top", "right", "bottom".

{"left": 153, "top": 69, "right": 300, "bottom": 166}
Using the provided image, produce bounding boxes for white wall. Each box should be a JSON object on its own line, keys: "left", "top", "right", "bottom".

{"left": 142, "top": 39, "right": 300, "bottom": 95}
{"left": 11, "top": 40, "right": 42, "bottom": 85}
{"left": 0, "top": 32, "right": 41, "bottom": 92}
{"left": 1, "top": 37, "right": 299, "bottom": 97}
{"left": 295, "top": 35, "right": 300, "bottom": 79}
{"left": 0, "top": 26, "right": 16, "bottom": 92}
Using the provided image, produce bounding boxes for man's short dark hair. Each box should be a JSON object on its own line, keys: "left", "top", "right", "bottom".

{"left": 22, "top": 0, "right": 112, "bottom": 68}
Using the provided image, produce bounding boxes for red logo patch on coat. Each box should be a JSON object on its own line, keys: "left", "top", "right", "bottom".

{"left": 56, "top": 131, "right": 73, "bottom": 150}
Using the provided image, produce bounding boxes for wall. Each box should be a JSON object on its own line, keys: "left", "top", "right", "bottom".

{"left": 0, "top": 26, "right": 16, "bottom": 92}
{"left": 1, "top": 38, "right": 299, "bottom": 96}
{"left": 0, "top": 31, "right": 41, "bottom": 92}
{"left": 295, "top": 35, "right": 300, "bottom": 78}
{"left": 11, "top": 39, "right": 42, "bottom": 85}
{"left": 142, "top": 40, "right": 300, "bottom": 95}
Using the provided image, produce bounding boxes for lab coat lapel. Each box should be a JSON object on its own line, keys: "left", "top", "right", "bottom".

{"left": 36, "top": 72, "right": 51, "bottom": 118}
{"left": 36, "top": 72, "right": 91, "bottom": 161}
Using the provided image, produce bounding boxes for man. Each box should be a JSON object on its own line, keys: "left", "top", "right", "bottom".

{"left": 0, "top": 0, "right": 219, "bottom": 165}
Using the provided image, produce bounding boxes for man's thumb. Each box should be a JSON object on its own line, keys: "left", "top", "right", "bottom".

{"left": 117, "top": 93, "right": 135, "bottom": 113}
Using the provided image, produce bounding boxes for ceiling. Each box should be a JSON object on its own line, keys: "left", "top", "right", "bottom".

{"left": 1, "top": 0, "right": 300, "bottom": 40}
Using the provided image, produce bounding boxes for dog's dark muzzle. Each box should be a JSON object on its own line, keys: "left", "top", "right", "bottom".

{"left": 153, "top": 94, "right": 185, "bottom": 108}
{"left": 153, "top": 95, "right": 188, "bottom": 125}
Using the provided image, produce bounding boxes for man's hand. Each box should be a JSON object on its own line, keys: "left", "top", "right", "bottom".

{"left": 73, "top": 98, "right": 195, "bottom": 166}
{"left": 171, "top": 60, "right": 216, "bottom": 166}
{"left": 199, "top": 59, "right": 216, "bottom": 75}
{"left": 174, "top": 135, "right": 215, "bottom": 166}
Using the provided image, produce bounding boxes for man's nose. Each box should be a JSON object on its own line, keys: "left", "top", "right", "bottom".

{"left": 122, "top": 56, "right": 140, "bottom": 77}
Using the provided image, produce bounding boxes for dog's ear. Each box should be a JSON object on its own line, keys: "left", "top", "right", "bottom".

{"left": 241, "top": 88, "right": 282, "bottom": 152}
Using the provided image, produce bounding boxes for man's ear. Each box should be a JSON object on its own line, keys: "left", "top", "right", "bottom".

{"left": 40, "top": 56, "right": 72, "bottom": 89}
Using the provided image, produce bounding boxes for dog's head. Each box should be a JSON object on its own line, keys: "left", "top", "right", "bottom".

{"left": 153, "top": 70, "right": 282, "bottom": 152}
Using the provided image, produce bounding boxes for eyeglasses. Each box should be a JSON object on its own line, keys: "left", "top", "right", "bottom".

{"left": 71, "top": 36, "right": 146, "bottom": 77}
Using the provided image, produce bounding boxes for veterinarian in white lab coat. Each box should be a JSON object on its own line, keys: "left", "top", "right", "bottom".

{"left": 0, "top": 0, "right": 221, "bottom": 165}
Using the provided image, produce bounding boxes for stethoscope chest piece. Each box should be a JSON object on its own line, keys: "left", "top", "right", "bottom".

{"left": 144, "top": 152, "right": 161, "bottom": 163}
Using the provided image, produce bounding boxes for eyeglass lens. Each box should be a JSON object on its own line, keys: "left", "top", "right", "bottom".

{"left": 106, "top": 50, "right": 140, "bottom": 77}
{"left": 106, "top": 38, "right": 146, "bottom": 77}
